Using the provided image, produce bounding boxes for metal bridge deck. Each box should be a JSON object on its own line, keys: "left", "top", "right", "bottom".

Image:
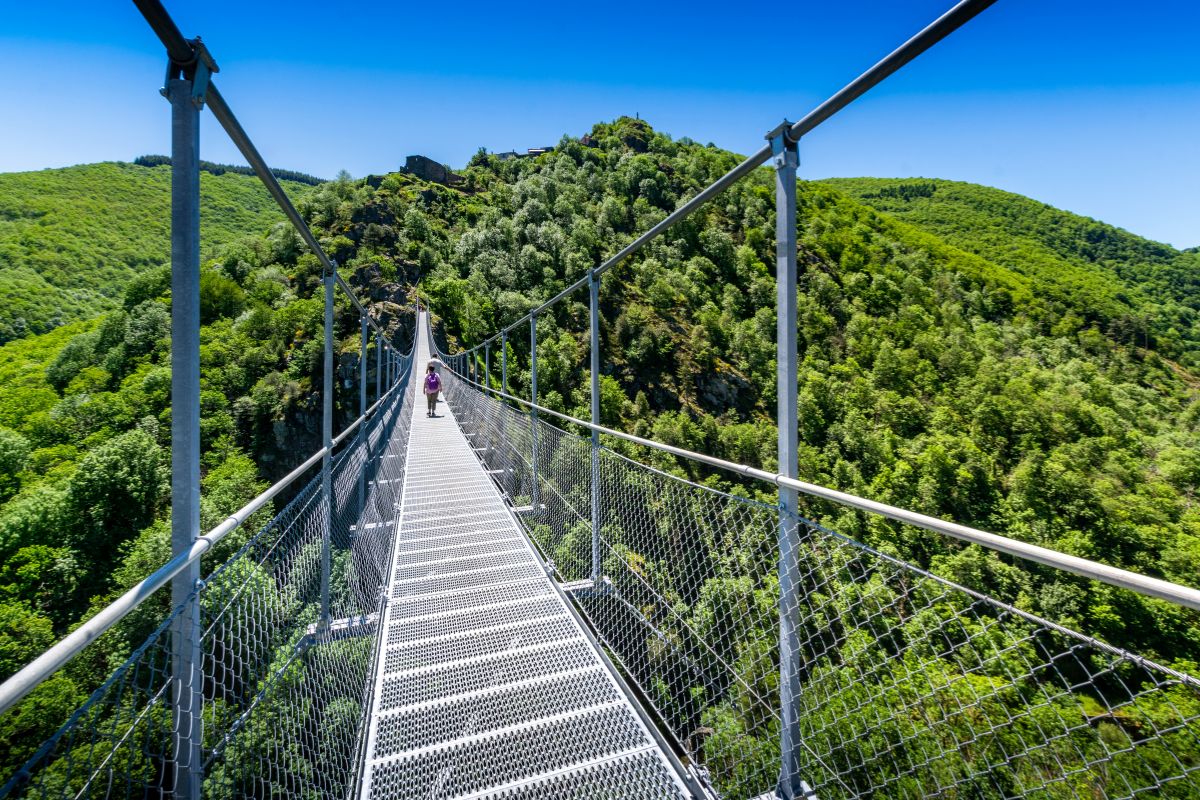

{"left": 359, "top": 316, "right": 692, "bottom": 800}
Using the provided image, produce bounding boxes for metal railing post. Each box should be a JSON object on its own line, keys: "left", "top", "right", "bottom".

{"left": 358, "top": 312, "right": 368, "bottom": 518}
{"left": 375, "top": 332, "right": 382, "bottom": 403}
{"left": 166, "top": 73, "right": 203, "bottom": 800}
{"left": 320, "top": 266, "right": 334, "bottom": 629}
{"left": 770, "top": 121, "right": 803, "bottom": 800}
{"left": 485, "top": 342, "right": 491, "bottom": 392}
{"left": 529, "top": 315, "right": 540, "bottom": 508}
{"left": 501, "top": 332, "right": 508, "bottom": 396}
{"left": 589, "top": 271, "right": 602, "bottom": 582}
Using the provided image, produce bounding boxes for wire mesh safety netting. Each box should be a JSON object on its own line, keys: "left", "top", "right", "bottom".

{"left": 0, "top": 356, "right": 415, "bottom": 800}
{"left": 440, "top": 367, "right": 1200, "bottom": 800}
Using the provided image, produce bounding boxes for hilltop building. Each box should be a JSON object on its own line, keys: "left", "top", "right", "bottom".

{"left": 400, "top": 155, "right": 463, "bottom": 186}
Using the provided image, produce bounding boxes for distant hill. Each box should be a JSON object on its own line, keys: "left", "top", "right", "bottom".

{"left": 0, "top": 161, "right": 313, "bottom": 342}
{"left": 822, "top": 177, "right": 1200, "bottom": 367}
{"left": 132, "top": 155, "right": 326, "bottom": 186}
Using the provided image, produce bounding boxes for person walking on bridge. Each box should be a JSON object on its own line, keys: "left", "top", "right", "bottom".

{"left": 424, "top": 362, "right": 442, "bottom": 417}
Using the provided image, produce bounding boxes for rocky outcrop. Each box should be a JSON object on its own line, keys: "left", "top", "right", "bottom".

{"left": 401, "top": 155, "right": 463, "bottom": 187}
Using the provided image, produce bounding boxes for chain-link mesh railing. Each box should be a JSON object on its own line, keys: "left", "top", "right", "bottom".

{"left": 780, "top": 516, "right": 1200, "bottom": 800}
{"left": 440, "top": 366, "right": 1200, "bottom": 800}
{"left": 0, "top": 355, "right": 415, "bottom": 800}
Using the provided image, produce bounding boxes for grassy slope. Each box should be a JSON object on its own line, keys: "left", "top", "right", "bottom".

{"left": 822, "top": 177, "right": 1200, "bottom": 366}
{"left": 0, "top": 162, "right": 310, "bottom": 342}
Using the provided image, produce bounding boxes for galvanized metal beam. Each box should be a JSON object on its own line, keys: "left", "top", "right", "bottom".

{"left": 166, "top": 74, "right": 203, "bottom": 800}
{"left": 769, "top": 122, "right": 803, "bottom": 800}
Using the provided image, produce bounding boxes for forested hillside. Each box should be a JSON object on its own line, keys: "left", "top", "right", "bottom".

{"left": 0, "top": 162, "right": 313, "bottom": 342}
{"left": 0, "top": 170, "right": 417, "bottom": 766}
{"left": 417, "top": 119, "right": 1199, "bottom": 664}
{"left": 0, "top": 119, "right": 1197, "bottom": 792}
{"left": 824, "top": 178, "right": 1200, "bottom": 367}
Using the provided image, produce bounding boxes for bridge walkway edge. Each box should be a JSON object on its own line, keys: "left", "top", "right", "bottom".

{"left": 358, "top": 313, "right": 696, "bottom": 800}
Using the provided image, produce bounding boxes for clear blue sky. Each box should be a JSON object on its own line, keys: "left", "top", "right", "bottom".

{"left": 1, "top": 1, "right": 1197, "bottom": 248}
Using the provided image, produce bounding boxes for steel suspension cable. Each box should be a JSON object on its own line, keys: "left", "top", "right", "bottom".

{"left": 131, "top": 0, "right": 387, "bottom": 335}
{"left": 453, "top": 0, "right": 998, "bottom": 353}
{"left": 442, "top": 365, "right": 1200, "bottom": 613}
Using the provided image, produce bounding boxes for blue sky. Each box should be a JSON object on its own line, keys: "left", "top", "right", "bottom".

{"left": 1, "top": 1, "right": 1197, "bottom": 248}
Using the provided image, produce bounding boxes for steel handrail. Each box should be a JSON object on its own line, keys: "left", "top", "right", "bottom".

{"left": 0, "top": 1, "right": 432, "bottom": 718}
{"left": 444, "top": 368, "right": 1200, "bottom": 613}
{"left": 131, "top": 0, "right": 391, "bottom": 340}
{"left": 0, "top": 371, "right": 410, "bottom": 717}
{"left": 454, "top": 0, "right": 998, "bottom": 353}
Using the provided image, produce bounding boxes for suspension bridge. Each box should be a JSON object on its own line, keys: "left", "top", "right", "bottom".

{"left": 1, "top": 0, "right": 1199, "bottom": 798}
{"left": 357, "top": 315, "right": 695, "bottom": 798}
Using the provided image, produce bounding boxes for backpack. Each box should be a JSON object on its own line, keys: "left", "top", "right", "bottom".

{"left": 425, "top": 372, "right": 441, "bottom": 393}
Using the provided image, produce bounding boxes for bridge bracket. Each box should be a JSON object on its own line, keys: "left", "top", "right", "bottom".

{"left": 301, "top": 613, "right": 379, "bottom": 650}
{"left": 160, "top": 36, "right": 219, "bottom": 108}
{"left": 560, "top": 576, "right": 613, "bottom": 598}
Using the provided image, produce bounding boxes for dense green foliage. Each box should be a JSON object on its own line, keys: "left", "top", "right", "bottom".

{"left": 0, "top": 168, "right": 431, "bottom": 777}
{"left": 415, "top": 121, "right": 1199, "bottom": 655}
{"left": 0, "top": 162, "right": 312, "bottom": 342}
{"left": 420, "top": 119, "right": 1200, "bottom": 791}
{"left": 825, "top": 178, "right": 1200, "bottom": 368}
{"left": 0, "top": 120, "right": 1197, "bottom": 794}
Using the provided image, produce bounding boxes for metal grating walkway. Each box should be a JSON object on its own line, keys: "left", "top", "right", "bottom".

{"left": 359, "top": 315, "right": 693, "bottom": 800}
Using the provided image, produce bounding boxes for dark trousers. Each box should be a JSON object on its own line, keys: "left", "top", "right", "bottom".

{"left": 426, "top": 393, "right": 437, "bottom": 414}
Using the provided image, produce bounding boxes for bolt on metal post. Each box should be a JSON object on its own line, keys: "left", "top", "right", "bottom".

{"left": 589, "top": 271, "right": 602, "bottom": 582}
{"left": 769, "top": 121, "right": 804, "bottom": 800}
{"left": 166, "top": 74, "right": 203, "bottom": 800}
{"left": 320, "top": 267, "right": 334, "bottom": 629}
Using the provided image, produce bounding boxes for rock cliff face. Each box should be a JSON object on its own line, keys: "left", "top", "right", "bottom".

{"left": 249, "top": 221, "right": 420, "bottom": 486}
{"left": 349, "top": 262, "right": 417, "bottom": 353}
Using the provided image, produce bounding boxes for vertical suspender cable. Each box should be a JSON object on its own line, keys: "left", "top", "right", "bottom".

{"left": 589, "top": 271, "right": 602, "bottom": 582}
{"left": 358, "top": 312, "right": 368, "bottom": 518}
{"left": 320, "top": 268, "right": 334, "bottom": 628}
{"left": 529, "top": 316, "right": 540, "bottom": 509}
{"left": 501, "top": 332, "right": 508, "bottom": 396}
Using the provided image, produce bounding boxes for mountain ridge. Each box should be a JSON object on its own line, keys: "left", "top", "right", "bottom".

{"left": 0, "top": 161, "right": 313, "bottom": 343}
